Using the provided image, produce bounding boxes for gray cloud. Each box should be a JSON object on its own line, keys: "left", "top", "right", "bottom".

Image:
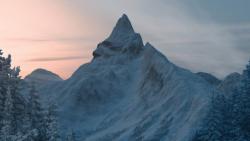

{"left": 10, "top": 0, "right": 249, "bottom": 78}
{"left": 63, "top": 0, "right": 250, "bottom": 78}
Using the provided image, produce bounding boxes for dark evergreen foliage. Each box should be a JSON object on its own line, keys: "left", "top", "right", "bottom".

{"left": 0, "top": 50, "right": 62, "bottom": 141}
{"left": 193, "top": 59, "right": 250, "bottom": 141}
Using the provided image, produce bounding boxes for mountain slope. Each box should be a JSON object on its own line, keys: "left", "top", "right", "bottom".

{"left": 39, "top": 14, "right": 214, "bottom": 141}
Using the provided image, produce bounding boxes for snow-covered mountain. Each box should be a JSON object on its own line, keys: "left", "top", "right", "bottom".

{"left": 38, "top": 14, "right": 216, "bottom": 141}
{"left": 24, "top": 68, "right": 63, "bottom": 86}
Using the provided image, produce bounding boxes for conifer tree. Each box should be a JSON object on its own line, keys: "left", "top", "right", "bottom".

{"left": 0, "top": 87, "right": 14, "bottom": 141}
{"left": 194, "top": 92, "right": 225, "bottom": 141}
{"left": 239, "top": 60, "right": 250, "bottom": 136}
{"left": 0, "top": 50, "right": 24, "bottom": 132}
{"left": 46, "top": 103, "right": 60, "bottom": 141}
{"left": 219, "top": 60, "right": 250, "bottom": 140}
{"left": 28, "top": 83, "right": 46, "bottom": 141}
{"left": 0, "top": 50, "right": 12, "bottom": 121}
{"left": 0, "top": 49, "right": 38, "bottom": 140}
{"left": 10, "top": 67, "right": 24, "bottom": 133}
{"left": 224, "top": 88, "right": 243, "bottom": 140}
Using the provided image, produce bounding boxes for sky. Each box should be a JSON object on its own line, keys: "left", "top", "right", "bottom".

{"left": 0, "top": 0, "right": 249, "bottom": 79}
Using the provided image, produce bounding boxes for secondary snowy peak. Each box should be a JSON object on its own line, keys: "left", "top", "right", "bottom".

{"left": 196, "top": 72, "right": 221, "bottom": 86}
{"left": 24, "top": 68, "right": 63, "bottom": 86}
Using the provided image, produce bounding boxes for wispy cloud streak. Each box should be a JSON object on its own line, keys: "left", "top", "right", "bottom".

{"left": 28, "top": 56, "right": 87, "bottom": 62}
{"left": 2, "top": 37, "right": 96, "bottom": 43}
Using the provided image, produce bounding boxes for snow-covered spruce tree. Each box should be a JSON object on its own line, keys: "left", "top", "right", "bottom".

{"left": 45, "top": 103, "right": 60, "bottom": 141}
{"left": 10, "top": 66, "right": 25, "bottom": 133}
{"left": 0, "top": 50, "right": 5, "bottom": 125}
{"left": 21, "top": 110, "right": 39, "bottom": 141}
{"left": 0, "top": 50, "right": 12, "bottom": 121}
{"left": 223, "top": 88, "right": 244, "bottom": 140}
{"left": 216, "top": 60, "right": 250, "bottom": 141}
{"left": 194, "top": 60, "right": 250, "bottom": 141}
{"left": 66, "top": 130, "right": 76, "bottom": 141}
{"left": 0, "top": 49, "right": 40, "bottom": 141}
{"left": 0, "top": 87, "right": 14, "bottom": 141}
{"left": 28, "top": 83, "right": 46, "bottom": 141}
{"left": 0, "top": 50, "right": 25, "bottom": 133}
{"left": 193, "top": 91, "right": 226, "bottom": 141}
{"left": 239, "top": 60, "right": 250, "bottom": 137}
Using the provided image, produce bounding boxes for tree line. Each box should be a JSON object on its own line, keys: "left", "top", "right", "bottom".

{"left": 193, "top": 60, "right": 250, "bottom": 141}
{"left": 0, "top": 50, "right": 76, "bottom": 141}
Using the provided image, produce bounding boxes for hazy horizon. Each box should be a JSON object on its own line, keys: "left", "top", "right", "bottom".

{"left": 1, "top": 0, "right": 250, "bottom": 79}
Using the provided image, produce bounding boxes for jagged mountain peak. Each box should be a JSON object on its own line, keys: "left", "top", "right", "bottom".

{"left": 116, "top": 14, "right": 134, "bottom": 31}
{"left": 93, "top": 14, "right": 143, "bottom": 59}
{"left": 105, "top": 14, "right": 137, "bottom": 45}
{"left": 108, "top": 14, "right": 134, "bottom": 40}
